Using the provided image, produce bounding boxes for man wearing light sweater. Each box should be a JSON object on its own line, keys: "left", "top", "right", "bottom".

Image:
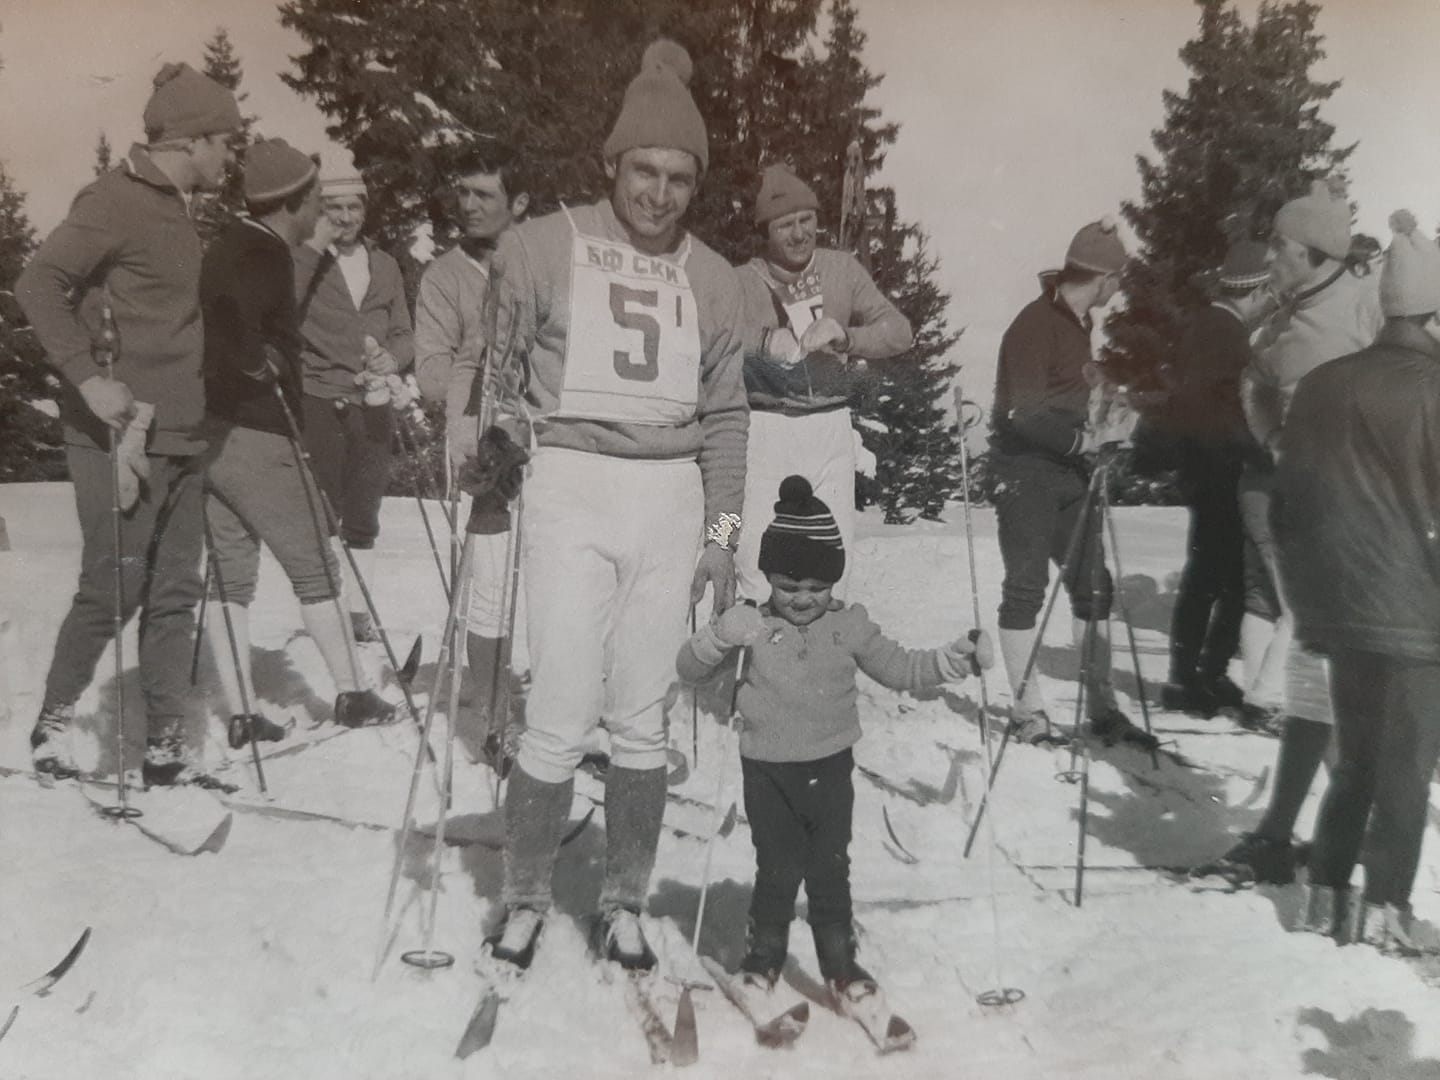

{"left": 413, "top": 143, "right": 530, "bottom": 767}
{"left": 734, "top": 164, "right": 913, "bottom": 602}
{"left": 478, "top": 40, "right": 748, "bottom": 974}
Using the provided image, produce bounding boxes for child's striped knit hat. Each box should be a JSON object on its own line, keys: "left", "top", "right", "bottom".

{"left": 759, "top": 475, "right": 845, "bottom": 584}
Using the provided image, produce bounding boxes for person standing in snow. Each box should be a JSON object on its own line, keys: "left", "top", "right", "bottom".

{"left": 1156, "top": 241, "right": 1272, "bottom": 717}
{"left": 200, "top": 138, "right": 396, "bottom": 741}
{"left": 988, "top": 217, "right": 1155, "bottom": 749}
{"left": 677, "top": 475, "right": 992, "bottom": 1004}
{"left": 413, "top": 142, "right": 530, "bottom": 767}
{"left": 1199, "top": 182, "right": 1382, "bottom": 885}
{"left": 478, "top": 40, "right": 748, "bottom": 972}
{"left": 292, "top": 151, "right": 415, "bottom": 644}
{"left": 733, "top": 164, "right": 912, "bottom": 603}
{"left": 1278, "top": 212, "right": 1440, "bottom": 955}
{"left": 17, "top": 62, "right": 241, "bottom": 784}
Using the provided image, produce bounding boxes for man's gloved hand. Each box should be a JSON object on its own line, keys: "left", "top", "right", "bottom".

{"left": 78, "top": 375, "right": 135, "bottom": 430}
{"left": 114, "top": 401, "right": 155, "bottom": 512}
{"left": 761, "top": 326, "right": 803, "bottom": 368}
{"left": 457, "top": 425, "right": 529, "bottom": 501}
{"left": 799, "top": 316, "right": 850, "bottom": 357}
{"left": 362, "top": 335, "right": 399, "bottom": 378}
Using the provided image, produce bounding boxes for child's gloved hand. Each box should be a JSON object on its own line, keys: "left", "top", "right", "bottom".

{"left": 937, "top": 628, "right": 995, "bottom": 682}
{"left": 713, "top": 602, "right": 765, "bottom": 647}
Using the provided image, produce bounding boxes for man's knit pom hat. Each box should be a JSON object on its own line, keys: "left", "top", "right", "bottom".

{"left": 1063, "top": 215, "right": 1127, "bottom": 274}
{"left": 759, "top": 475, "right": 845, "bottom": 584}
{"left": 143, "top": 62, "right": 242, "bottom": 142}
{"left": 1217, "top": 240, "right": 1271, "bottom": 291}
{"left": 1380, "top": 209, "right": 1440, "bottom": 318}
{"left": 603, "top": 39, "right": 708, "bottom": 172}
{"left": 319, "top": 148, "right": 367, "bottom": 199}
{"left": 244, "top": 138, "right": 318, "bottom": 204}
{"left": 755, "top": 164, "right": 819, "bottom": 227}
{"left": 1273, "top": 180, "right": 1352, "bottom": 261}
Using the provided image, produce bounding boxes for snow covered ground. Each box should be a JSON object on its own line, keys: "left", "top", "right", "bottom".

{"left": 1, "top": 482, "right": 1438, "bottom": 1080}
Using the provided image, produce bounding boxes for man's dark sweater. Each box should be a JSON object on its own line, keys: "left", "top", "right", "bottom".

{"left": 990, "top": 282, "right": 1091, "bottom": 461}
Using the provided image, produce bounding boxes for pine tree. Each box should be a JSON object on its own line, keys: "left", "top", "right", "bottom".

{"left": 93, "top": 131, "right": 113, "bottom": 176}
{"left": 1104, "top": 0, "right": 1354, "bottom": 390}
{"left": 0, "top": 163, "right": 64, "bottom": 481}
{"left": 193, "top": 27, "right": 258, "bottom": 247}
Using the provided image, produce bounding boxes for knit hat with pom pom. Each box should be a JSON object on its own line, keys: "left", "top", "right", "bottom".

{"left": 759, "top": 475, "right": 845, "bottom": 584}
{"left": 142, "top": 61, "right": 242, "bottom": 142}
{"left": 1273, "top": 179, "right": 1353, "bottom": 262}
{"left": 754, "top": 164, "right": 819, "bottom": 227}
{"left": 603, "top": 39, "right": 708, "bottom": 171}
{"left": 1380, "top": 209, "right": 1440, "bottom": 318}
{"left": 1063, "top": 216, "right": 1128, "bottom": 275}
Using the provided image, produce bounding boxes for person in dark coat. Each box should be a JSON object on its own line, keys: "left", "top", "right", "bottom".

{"left": 1277, "top": 211, "right": 1440, "bottom": 956}
{"left": 1157, "top": 241, "right": 1272, "bottom": 716}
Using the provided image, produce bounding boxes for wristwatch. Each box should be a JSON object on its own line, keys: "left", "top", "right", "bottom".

{"left": 706, "top": 512, "right": 742, "bottom": 552}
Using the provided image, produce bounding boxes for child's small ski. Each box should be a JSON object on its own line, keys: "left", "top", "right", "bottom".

{"left": 699, "top": 957, "right": 809, "bottom": 1048}
{"left": 832, "top": 980, "right": 915, "bottom": 1054}
{"left": 2, "top": 926, "right": 92, "bottom": 1044}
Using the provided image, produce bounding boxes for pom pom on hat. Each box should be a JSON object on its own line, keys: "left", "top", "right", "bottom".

{"left": 243, "top": 138, "right": 319, "bottom": 204}
{"left": 758, "top": 475, "right": 846, "bottom": 585}
{"left": 319, "top": 148, "right": 367, "bottom": 199}
{"left": 754, "top": 163, "right": 819, "bottom": 227}
{"left": 1063, "top": 215, "right": 1128, "bottom": 274}
{"left": 603, "top": 38, "right": 708, "bottom": 172}
{"left": 142, "top": 61, "right": 242, "bottom": 142}
{"left": 1273, "top": 179, "right": 1352, "bottom": 262}
{"left": 1379, "top": 208, "right": 1440, "bottom": 318}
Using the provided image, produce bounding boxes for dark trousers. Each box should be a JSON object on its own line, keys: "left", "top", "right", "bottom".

{"left": 993, "top": 454, "right": 1111, "bottom": 630}
{"left": 742, "top": 749, "right": 855, "bottom": 929}
{"left": 1308, "top": 649, "right": 1440, "bottom": 906}
{"left": 1238, "top": 465, "right": 1282, "bottom": 621}
{"left": 44, "top": 445, "right": 205, "bottom": 738}
{"left": 301, "top": 395, "right": 393, "bottom": 549}
{"left": 1169, "top": 454, "right": 1244, "bottom": 682}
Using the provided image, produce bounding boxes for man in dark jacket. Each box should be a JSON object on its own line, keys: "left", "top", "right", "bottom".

{"left": 1277, "top": 210, "right": 1440, "bottom": 956}
{"left": 17, "top": 63, "right": 240, "bottom": 784}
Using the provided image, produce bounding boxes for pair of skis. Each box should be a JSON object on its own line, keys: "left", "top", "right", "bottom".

{"left": 1, "top": 928, "right": 91, "bottom": 1046}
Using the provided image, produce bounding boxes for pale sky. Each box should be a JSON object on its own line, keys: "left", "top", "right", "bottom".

{"left": 3, "top": 0, "right": 1437, "bottom": 408}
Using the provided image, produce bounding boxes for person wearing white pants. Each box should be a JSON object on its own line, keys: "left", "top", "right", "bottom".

{"left": 733, "top": 165, "right": 912, "bottom": 603}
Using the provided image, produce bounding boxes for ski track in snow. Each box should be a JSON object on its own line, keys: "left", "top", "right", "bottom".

{"left": 2, "top": 486, "right": 1439, "bottom": 1079}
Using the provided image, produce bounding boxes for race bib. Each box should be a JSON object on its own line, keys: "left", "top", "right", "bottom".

{"left": 559, "top": 231, "right": 702, "bottom": 425}
{"left": 778, "top": 264, "right": 824, "bottom": 338}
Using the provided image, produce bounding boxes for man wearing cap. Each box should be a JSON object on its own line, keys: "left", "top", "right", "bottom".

{"left": 1277, "top": 211, "right": 1440, "bottom": 954}
{"left": 733, "top": 164, "right": 913, "bottom": 602}
{"left": 480, "top": 39, "right": 747, "bottom": 972}
{"left": 17, "top": 62, "right": 241, "bottom": 783}
{"left": 414, "top": 142, "right": 530, "bottom": 766}
{"left": 1157, "top": 241, "right": 1273, "bottom": 717}
{"left": 1201, "top": 181, "right": 1382, "bottom": 885}
{"left": 988, "top": 217, "right": 1157, "bottom": 749}
{"left": 293, "top": 151, "right": 414, "bottom": 643}
{"left": 200, "top": 138, "right": 396, "bottom": 743}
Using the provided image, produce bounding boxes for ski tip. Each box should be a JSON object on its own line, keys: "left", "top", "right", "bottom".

{"left": 671, "top": 990, "right": 699, "bottom": 1066}
{"left": 455, "top": 990, "right": 502, "bottom": 1059}
{"left": 195, "top": 813, "right": 234, "bottom": 856}
{"left": 717, "top": 802, "right": 739, "bottom": 839}
{"left": 0, "top": 1004, "right": 17, "bottom": 1043}
{"left": 399, "top": 635, "right": 423, "bottom": 685}
{"left": 881, "top": 1015, "right": 916, "bottom": 1053}
{"left": 559, "top": 805, "right": 596, "bottom": 848}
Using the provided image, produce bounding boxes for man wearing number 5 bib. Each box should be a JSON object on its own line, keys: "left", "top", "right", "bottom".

{"left": 480, "top": 40, "right": 749, "bottom": 972}
{"left": 735, "top": 165, "right": 913, "bottom": 602}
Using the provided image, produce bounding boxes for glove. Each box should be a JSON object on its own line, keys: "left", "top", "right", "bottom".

{"left": 688, "top": 601, "right": 763, "bottom": 666}
{"left": 936, "top": 628, "right": 994, "bottom": 682}
{"left": 385, "top": 373, "right": 415, "bottom": 412}
{"left": 761, "top": 326, "right": 803, "bottom": 368}
{"left": 362, "top": 335, "right": 399, "bottom": 377}
{"left": 78, "top": 375, "right": 134, "bottom": 430}
{"left": 114, "top": 401, "right": 155, "bottom": 512}
{"left": 457, "top": 425, "right": 529, "bottom": 501}
{"left": 799, "top": 316, "right": 850, "bottom": 357}
{"left": 354, "top": 369, "right": 391, "bottom": 406}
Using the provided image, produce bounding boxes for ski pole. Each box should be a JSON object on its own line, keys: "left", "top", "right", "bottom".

{"left": 953, "top": 392, "right": 1023, "bottom": 1008}
{"left": 190, "top": 560, "right": 210, "bottom": 685}
{"left": 394, "top": 410, "right": 451, "bottom": 601}
{"left": 486, "top": 492, "right": 524, "bottom": 807}
{"left": 672, "top": 646, "right": 747, "bottom": 1067}
{"left": 690, "top": 605, "right": 699, "bottom": 772}
{"left": 200, "top": 508, "right": 268, "bottom": 795}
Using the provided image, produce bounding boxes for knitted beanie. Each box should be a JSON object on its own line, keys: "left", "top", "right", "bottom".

{"left": 1273, "top": 180, "right": 1352, "bottom": 261}
{"left": 1379, "top": 210, "right": 1440, "bottom": 318}
{"left": 603, "top": 39, "right": 708, "bottom": 172}
{"left": 754, "top": 164, "right": 819, "bottom": 227}
{"left": 758, "top": 475, "right": 845, "bottom": 584}
{"left": 243, "top": 138, "right": 318, "bottom": 204}
{"left": 1217, "top": 240, "right": 1270, "bottom": 291}
{"left": 319, "top": 148, "right": 367, "bottom": 199}
{"left": 1064, "top": 216, "right": 1127, "bottom": 274}
{"left": 142, "top": 62, "right": 241, "bottom": 142}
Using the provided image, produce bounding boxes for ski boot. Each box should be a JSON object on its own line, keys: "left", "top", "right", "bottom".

{"left": 1191, "top": 830, "right": 1296, "bottom": 886}
{"left": 30, "top": 702, "right": 79, "bottom": 780}
{"left": 812, "top": 922, "right": 877, "bottom": 1002}
{"left": 594, "top": 904, "right": 656, "bottom": 972}
{"left": 486, "top": 905, "right": 545, "bottom": 971}
{"left": 1350, "top": 901, "right": 1440, "bottom": 956}
{"left": 334, "top": 689, "right": 397, "bottom": 728}
{"left": 1201, "top": 674, "right": 1245, "bottom": 711}
{"left": 1295, "top": 883, "right": 1351, "bottom": 939}
{"left": 142, "top": 735, "right": 232, "bottom": 791}
{"left": 226, "top": 712, "right": 290, "bottom": 750}
{"left": 1235, "top": 701, "right": 1284, "bottom": 736}
{"left": 1159, "top": 678, "right": 1218, "bottom": 717}
{"left": 738, "top": 920, "right": 790, "bottom": 990}
{"left": 1088, "top": 707, "right": 1160, "bottom": 751}
{"left": 1006, "top": 709, "right": 1068, "bottom": 747}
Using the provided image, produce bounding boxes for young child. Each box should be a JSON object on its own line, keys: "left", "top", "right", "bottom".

{"left": 677, "top": 475, "right": 994, "bottom": 1007}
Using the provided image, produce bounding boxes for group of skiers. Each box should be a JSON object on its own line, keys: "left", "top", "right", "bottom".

{"left": 14, "top": 32, "right": 1438, "bottom": 1030}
